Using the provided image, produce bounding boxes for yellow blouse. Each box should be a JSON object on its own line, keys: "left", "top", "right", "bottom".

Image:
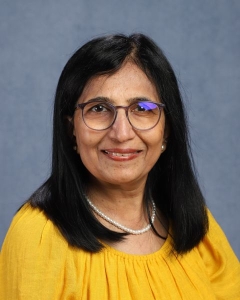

{"left": 0, "top": 203, "right": 239, "bottom": 299}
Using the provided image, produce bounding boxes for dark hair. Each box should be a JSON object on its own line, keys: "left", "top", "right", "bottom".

{"left": 30, "top": 33, "right": 208, "bottom": 254}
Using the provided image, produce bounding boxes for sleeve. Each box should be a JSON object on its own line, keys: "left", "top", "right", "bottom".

{"left": 197, "top": 210, "right": 240, "bottom": 299}
{"left": 0, "top": 204, "right": 69, "bottom": 300}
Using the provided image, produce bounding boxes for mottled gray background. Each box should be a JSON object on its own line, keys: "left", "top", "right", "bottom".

{"left": 0, "top": 0, "right": 239, "bottom": 258}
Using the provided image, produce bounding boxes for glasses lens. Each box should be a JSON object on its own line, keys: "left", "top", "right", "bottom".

{"left": 82, "top": 101, "right": 115, "bottom": 130}
{"left": 128, "top": 101, "right": 161, "bottom": 130}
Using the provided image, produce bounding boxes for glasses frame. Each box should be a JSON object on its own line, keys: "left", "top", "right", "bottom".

{"left": 75, "top": 99, "right": 165, "bottom": 131}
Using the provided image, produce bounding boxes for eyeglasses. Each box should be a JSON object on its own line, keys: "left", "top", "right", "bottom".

{"left": 75, "top": 99, "right": 165, "bottom": 131}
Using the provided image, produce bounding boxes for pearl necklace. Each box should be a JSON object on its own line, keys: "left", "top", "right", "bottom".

{"left": 86, "top": 197, "right": 156, "bottom": 235}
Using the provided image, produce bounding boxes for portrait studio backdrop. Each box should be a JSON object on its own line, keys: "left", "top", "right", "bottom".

{"left": 0, "top": 0, "right": 239, "bottom": 258}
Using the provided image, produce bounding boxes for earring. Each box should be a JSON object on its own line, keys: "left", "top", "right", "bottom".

{"left": 73, "top": 145, "right": 77, "bottom": 151}
{"left": 161, "top": 144, "right": 166, "bottom": 152}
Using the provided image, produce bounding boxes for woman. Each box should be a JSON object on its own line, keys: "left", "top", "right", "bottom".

{"left": 0, "top": 33, "right": 239, "bottom": 299}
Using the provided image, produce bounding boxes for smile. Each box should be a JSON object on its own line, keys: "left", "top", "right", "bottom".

{"left": 101, "top": 149, "right": 142, "bottom": 161}
{"left": 103, "top": 151, "right": 139, "bottom": 157}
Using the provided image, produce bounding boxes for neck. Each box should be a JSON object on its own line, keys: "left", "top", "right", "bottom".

{"left": 87, "top": 176, "right": 147, "bottom": 212}
{"left": 86, "top": 178, "right": 149, "bottom": 228}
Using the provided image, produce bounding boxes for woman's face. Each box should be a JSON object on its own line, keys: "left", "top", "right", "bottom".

{"left": 72, "top": 62, "right": 167, "bottom": 189}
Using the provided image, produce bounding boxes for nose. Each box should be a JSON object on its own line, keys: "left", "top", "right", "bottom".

{"left": 108, "top": 108, "right": 135, "bottom": 142}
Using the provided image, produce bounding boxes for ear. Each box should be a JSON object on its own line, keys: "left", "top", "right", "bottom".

{"left": 65, "top": 116, "right": 79, "bottom": 153}
{"left": 162, "top": 120, "right": 170, "bottom": 152}
{"left": 163, "top": 118, "right": 170, "bottom": 140}
{"left": 65, "top": 116, "right": 75, "bottom": 137}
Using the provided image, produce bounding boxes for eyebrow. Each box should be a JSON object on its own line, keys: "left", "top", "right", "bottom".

{"left": 83, "top": 96, "right": 154, "bottom": 104}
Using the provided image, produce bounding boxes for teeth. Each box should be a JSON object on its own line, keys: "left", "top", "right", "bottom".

{"left": 112, "top": 152, "right": 131, "bottom": 157}
{"left": 104, "top": 151, "right": 137, "bottom": 157}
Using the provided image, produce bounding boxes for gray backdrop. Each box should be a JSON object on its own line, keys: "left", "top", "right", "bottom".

{"left": 1, "top": 0, "right": 239, "bottom": 259}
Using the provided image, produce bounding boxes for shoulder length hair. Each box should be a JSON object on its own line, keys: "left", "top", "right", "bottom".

{"left": 30, "top": 33, "right": 208, "bottom": 254}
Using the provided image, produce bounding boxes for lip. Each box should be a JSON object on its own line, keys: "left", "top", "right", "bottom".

{"left": 101, "top": 148, "right": 142, "bottom": 161}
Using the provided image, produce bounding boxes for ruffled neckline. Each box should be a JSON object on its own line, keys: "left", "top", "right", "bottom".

{"left": 101, "top": 233, "right": 172, "bottom": 261}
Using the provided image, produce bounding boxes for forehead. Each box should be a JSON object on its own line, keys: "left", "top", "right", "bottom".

{"left": 78, "top": 62, "right": 160, "bottom": 104}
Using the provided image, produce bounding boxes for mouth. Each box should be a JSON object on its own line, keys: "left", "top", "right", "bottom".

{"left": 101, "top": 149, "right": 142, "bottom": 160}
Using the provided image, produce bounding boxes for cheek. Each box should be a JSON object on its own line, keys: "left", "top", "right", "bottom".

{"left": 148, "top": 139, "right": 162, "bottom": 160}
{"left": 76, "top": 136, "right": 97, "bottom": 172}
{"left": 146, "top": 125, "right": 165, "bottom": 147}
{"left": 144, "top": 127, "right": 165, "bottom": 159}
{"left": 76, "top": 133, "right": 94, "bottom": 155}
{"left": 74, "top": 125, "right": 104, "bottom": 161}
{"left": 74, "top": 119, "right": 91, "bottom": 146}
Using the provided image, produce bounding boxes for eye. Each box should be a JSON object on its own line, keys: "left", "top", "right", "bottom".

{"left": 91, "top": 104, "right": 108, "bottom": 112}
{"left": 85, "top": 102, "right": 112, "bottom": 114}
{"left": 131, "top": 101, "right": 158, "bottom": 113}
{"left": 135, "top": 104, "right": 146, "bottom": 112}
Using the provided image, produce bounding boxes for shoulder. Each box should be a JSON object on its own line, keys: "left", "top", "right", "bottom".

{"left": 0, "top": 202, "right": 69, "bottom": 263}
{"left": 196, "top": 209, "right": 240, "bottom": 298}
{"left": 0, "top": 203, "right": 70, "bottom": 299}
{"left": 1, "top": 203, "right": 66, "bottom": 249}
{"left": 199, "top": 209, "right": 238, "bottom": 259}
